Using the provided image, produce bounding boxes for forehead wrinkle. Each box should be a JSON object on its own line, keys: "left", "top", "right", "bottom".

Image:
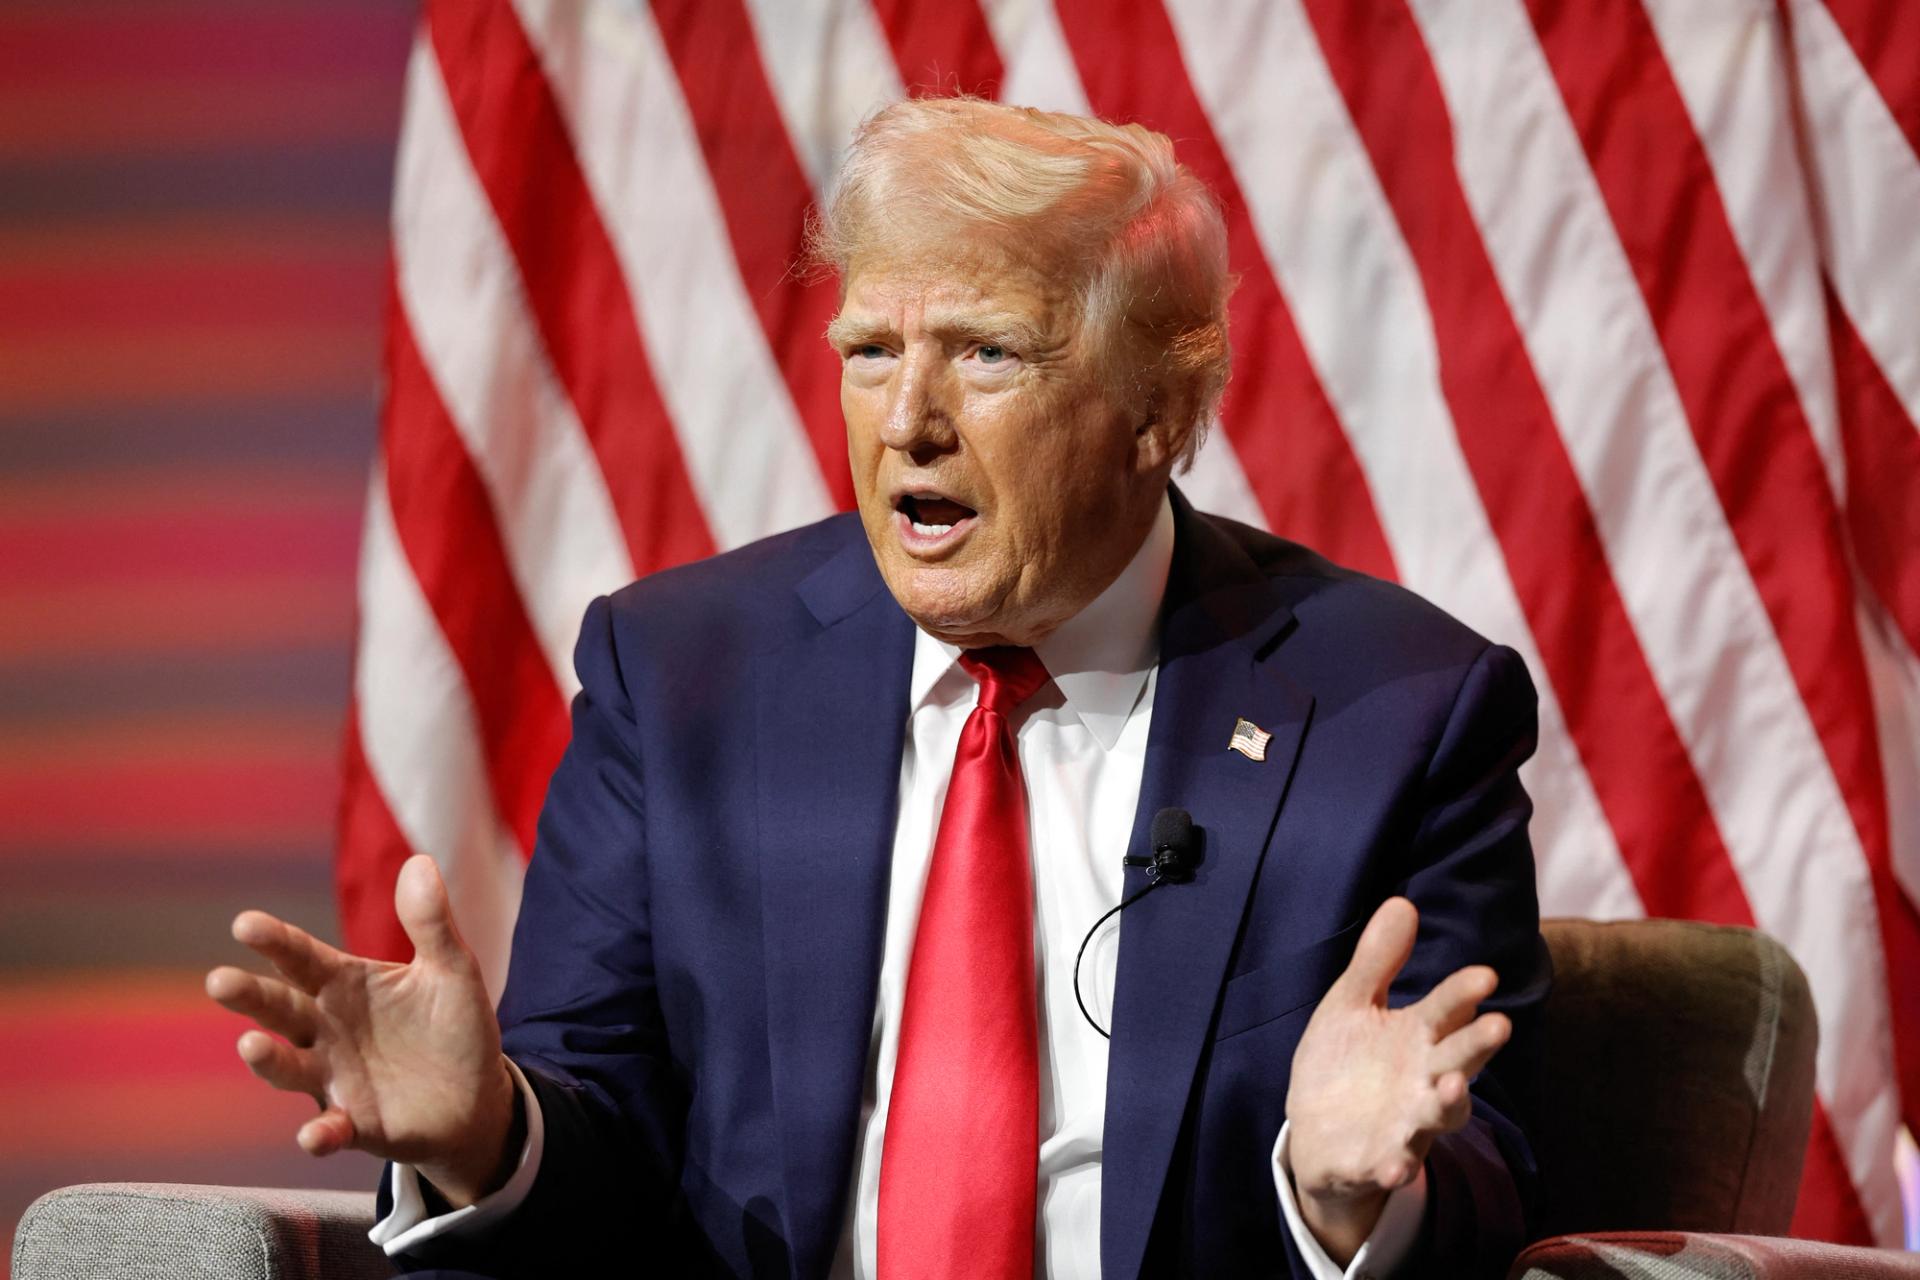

{"left": 921, "top": 306, "right": 1052, "bottom": 352}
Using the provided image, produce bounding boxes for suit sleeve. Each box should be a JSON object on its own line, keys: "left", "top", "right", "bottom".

{"left": 1390, "top": 642, "right": 1552, "bottom": 1277}
{"left": 383, "top": 594, "right": 701, "bottom": 1275}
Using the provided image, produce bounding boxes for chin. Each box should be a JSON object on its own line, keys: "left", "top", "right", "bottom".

{"left": 886, "top": 565, "right": 1013, "bottom": 642}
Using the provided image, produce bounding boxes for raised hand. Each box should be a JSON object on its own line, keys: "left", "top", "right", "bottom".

{"left": 1284, "top": 897, "right": 1512, "bottom": 1264}
{"left": 205, "top": 854, "right": 520, "bottom": 1206}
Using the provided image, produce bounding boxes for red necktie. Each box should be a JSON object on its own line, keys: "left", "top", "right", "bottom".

{"left": 879, "top": 646, "right": 1052, "bottom": 1279}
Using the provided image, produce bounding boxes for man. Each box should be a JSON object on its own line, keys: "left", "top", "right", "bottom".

{"left": 209, "top": 98, "right": 1549, "bottom": 1278}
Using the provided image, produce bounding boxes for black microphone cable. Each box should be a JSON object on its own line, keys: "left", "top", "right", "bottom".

{"left": 1072, "top": 807, "right": 1196, "bottom": 1039}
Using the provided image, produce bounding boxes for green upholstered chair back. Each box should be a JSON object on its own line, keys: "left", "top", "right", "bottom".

{"left": 1534, "top": 919, "right": 1818, "bottom": 1239}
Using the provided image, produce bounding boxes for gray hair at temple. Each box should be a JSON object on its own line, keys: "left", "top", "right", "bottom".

{"left": 811, "top": 97, "right": 1234, "bottom": 469}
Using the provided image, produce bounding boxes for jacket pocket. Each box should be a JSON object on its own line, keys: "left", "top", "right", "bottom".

{"left": 1213, "top": 920, "right": 1364, "bottom": 1042}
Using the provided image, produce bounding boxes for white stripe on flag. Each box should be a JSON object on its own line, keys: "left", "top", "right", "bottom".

{"left": 1407, "top": 0, "right": 1900, "bottom": 1236}
{"left": 393, "top": 38, "right": 634, "bottom": 699}
{"left": 741, "top": 0, "right": 903, "bottom": 194}
{"left": 514, "top": 0, "right": 835, "bottom": 551}
{"left": 353, "top": 466, "right": 526, "bottom": 999}
{"left": 981, "top": 0, "right": 1098, "bottom": 117}
{"left": 1863, "top": 608, "right": 1920, "bottom": 908}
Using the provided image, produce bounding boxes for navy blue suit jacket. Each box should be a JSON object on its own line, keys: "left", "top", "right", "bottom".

{"left": 388, "top": 490, "right": 1550, "bottom": 1278}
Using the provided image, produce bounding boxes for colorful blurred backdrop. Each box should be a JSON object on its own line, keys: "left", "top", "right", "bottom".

{"left": 0, "top": 1, "right": 413, "bottom": 1267}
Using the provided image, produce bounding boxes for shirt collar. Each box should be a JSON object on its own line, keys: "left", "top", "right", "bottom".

{"left": 906, "top": 492, "right": 1175, "bottom": 752}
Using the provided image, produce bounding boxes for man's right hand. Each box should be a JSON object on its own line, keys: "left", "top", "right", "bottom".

{"left": 206, "top": 853, "right": 520, "bottom": 1207}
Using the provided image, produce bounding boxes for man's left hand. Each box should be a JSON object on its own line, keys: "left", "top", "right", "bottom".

{"left": 1284, "top": 896, "right": 1512, "bottom": 1266}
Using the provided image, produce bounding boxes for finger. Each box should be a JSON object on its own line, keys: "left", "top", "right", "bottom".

{"left": 1406, "top": 1070, "right": 1475, "bottom": 1139}
{"left": 235, "top": 1029, "right": 326, "bottom": 1100}
{"left": 206, "top": 967, "right": 320, "bottom": 1047}
{"left": 1400, "top": 1067, "right": 1472, "bottom": 1140}
{"left": 297, "top": 1106, "right": 357, "bottom": 1157}
{"left": 1430, "top": 1010, "right": 1512, "bottom": 1081}
{"left": 231, "top": 911, "right": 342, "bottom": 996}
{"left": 1434, "top": 1071, "right": 1474, "bottom": 1131}
{"left": 1412, "top": 964, "right": 1498, "bottom": 1039}
{"left": 1371, "top": 1153, "right": 1423, "bottom": 1192}
{"left": 394, "top": 854, "right": 477, "bottom": 974}
{"left": 1331, "top": 897, "right": 1418, "bottom": 1008}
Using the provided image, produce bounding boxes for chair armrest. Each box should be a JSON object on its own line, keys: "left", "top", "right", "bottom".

{"left": 1511, "top": 1231, "right": 1920, "bottom": 1279}
{"left": 11, "top": 1183, "right": 392, "bottom": 1280}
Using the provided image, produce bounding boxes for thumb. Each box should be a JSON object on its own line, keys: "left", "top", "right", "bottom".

{"left": 394, "top": 853, "right": 474, "bottom": 973}
{"left": 1334, "top": 896, "right": 1419, "bottom": 1008}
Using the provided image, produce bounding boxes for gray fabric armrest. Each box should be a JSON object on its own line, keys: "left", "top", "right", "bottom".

{"left": 1512, "top": 1232, "right": 1920, "bottom": 1279}
{"left": 11, "top": 1183, "right": 392, "bottom": 1280}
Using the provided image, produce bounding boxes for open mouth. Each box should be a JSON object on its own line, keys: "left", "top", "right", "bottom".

{"left": 893, "top": 491, "right": 978, "bottom": 551}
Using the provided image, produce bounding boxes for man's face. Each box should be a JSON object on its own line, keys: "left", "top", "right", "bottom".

{"left": 832, "top": 242, "right": 1175, "bottom": 648}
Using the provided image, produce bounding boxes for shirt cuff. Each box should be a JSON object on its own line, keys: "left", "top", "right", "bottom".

{"left": 1271, "top": 1120, "right": 1427, "bottom": 1280}
{"left": 367, "top": 1056, "right": 546, "bottom": 1257}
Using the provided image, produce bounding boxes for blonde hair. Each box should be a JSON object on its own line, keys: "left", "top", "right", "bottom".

{"left": 810, "top": 97, "right": 1233, "bottom": 467}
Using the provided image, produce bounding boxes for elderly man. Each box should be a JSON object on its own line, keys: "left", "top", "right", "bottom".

{"left": 209, "top": 99, "right": 1548, "bottom": 1278}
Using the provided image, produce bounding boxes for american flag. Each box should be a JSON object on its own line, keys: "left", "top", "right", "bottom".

{"left": 338, "top": 0, "right": 1920, "bottom": 1246}
{"left": 1228, "top": 718, "right": 1273, "bottom": 763}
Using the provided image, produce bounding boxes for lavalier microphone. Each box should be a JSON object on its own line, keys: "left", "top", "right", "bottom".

{"left": 1124, "top": 806, "right": 1198, "bottom": 884}
{"left": 1072, "top": 807, "right": 1199, "bottom": 1038}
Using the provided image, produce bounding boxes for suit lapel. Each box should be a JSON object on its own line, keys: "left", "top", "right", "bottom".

{"left": 758, "top": 539, "right": 915, "bottom": 1277}
{"left": 1101, "top": 499, "right": 1314, "bottom": 1280}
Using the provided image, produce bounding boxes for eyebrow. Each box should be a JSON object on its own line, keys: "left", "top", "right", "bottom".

{"left": 824, "top": 313, "right": 888, "bottom": 350}
{"left": 825, "top": 308, "right": 1054, "bottom": 355}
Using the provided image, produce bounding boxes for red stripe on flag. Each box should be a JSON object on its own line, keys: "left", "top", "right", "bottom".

{"left": 425, "top": 0, "right": 715, "bottom": 576}
{"left": 869, "top": 0, "right": 1005, "bottom": 98}
{"left": 382, "top": 290, "right": 572, "bottom": 855}
{"left": 1816, "top": 0, "right": 1920, "bottom": 164}
{"left": 1793, "top": 1098, "right": 1879, "bottom": 1244}
{"left": 1051, "top": 0, "right": 1397, "bottom": 581}
{"left": 1828, "top": 285, "right": 1920, "bottom": 660}
{"left": 649, "top": 0, "right": 854, "bottom": 509}
{"left": 1298, "top": 0, "right": 1750, "bottom": 926}
{"left": 336, "top": 705, "right": 416, "bottom": 962}
{"left": 1527, "top": 0, "right": 1920, "bottom": 1145}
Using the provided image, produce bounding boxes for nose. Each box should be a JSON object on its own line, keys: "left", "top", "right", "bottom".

{"left": 877, "top": 344, "right": 958, "bottom": 464}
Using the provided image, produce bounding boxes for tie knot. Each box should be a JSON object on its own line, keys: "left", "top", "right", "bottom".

{"left": 958, "top": 646, "right": 1051, "bottom": 717}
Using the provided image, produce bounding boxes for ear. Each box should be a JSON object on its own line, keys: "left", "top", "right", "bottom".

{"left": 1132, "top": 377, "right": 1200, "bottom": 474}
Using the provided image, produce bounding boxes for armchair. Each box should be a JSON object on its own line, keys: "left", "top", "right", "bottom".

{"left": 1511, "top": 918, "right": 1917, "bottom": 1278}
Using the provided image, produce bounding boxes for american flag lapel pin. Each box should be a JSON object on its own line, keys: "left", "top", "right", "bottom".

{"left": 1228, "top": 717, "right": 1272, "bottom": 762}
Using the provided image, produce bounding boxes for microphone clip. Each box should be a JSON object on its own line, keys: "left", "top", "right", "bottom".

{"left": 1122, "top": 848, "right": 1193, "bottom": 886}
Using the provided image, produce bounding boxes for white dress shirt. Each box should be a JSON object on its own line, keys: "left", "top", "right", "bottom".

{"left": 374, "top": 495, "right": 1424, "bottom": 1277}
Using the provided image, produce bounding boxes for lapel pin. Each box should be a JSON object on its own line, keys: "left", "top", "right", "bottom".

{"left": 1228, "top": 717, "right": 1272, "bottom": 762}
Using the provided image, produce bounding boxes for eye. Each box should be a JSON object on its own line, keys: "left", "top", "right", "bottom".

{"left": 849, "top": 342, "right": 890, "bottom": 362}
{"left": 974, "top": 344, "right": 1010, "bottom": 365}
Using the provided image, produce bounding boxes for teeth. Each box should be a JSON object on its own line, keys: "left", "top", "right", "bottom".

{"left": 910, "top": 520, "right": 954, "bottom": 536}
